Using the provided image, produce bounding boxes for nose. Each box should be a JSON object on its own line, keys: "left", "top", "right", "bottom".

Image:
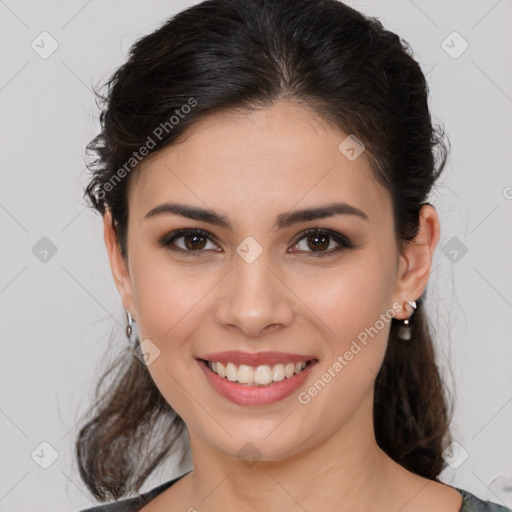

{"left": 214, "top": 251, "right": 294, "bottom": 338}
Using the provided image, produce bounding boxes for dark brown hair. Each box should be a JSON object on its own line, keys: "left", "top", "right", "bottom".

{"left": 77, "top": 0, "right": 452, "bottom": 501}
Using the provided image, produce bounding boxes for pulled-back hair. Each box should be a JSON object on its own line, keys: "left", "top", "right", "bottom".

{"left": 78, "top": 0, "right": 452, "bottom": 501}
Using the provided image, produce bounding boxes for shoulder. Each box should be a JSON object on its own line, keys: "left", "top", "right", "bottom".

{"left": 451, "top": 486, "right": 512, "bottom": 512}
{"left": 76, "top": 474, "right": 187, "bottom": 512}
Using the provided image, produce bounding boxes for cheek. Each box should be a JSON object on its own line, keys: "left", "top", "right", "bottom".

{"left": 128, "top": 255, "right": 211, "bottom": 419}
{"left": 294, "top": 251, "right": 395, "bottom": 401}
{"left": 294, "top": 253, "right": 395, "bottom": 342}
{"left": 129, "top": 249, "right": 212, "bottom": 353}
{"left": 296, "top": 272, "right": 393, "bottom": 430}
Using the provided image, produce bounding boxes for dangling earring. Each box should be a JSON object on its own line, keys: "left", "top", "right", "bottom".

{"left": 126, "top": 310, "right": 136, "bottom": 345}
{"left": 398, "top": 300, "right": 417, "bottom": 341}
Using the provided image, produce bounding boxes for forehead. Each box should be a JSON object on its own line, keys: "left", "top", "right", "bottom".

{"left": 128, "top": 101, "right": 391, "bottom": 224}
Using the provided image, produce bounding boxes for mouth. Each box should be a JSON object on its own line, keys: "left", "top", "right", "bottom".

{"left": 196, "top": 352, "right": 319, "bottom": 406}
{"left": 200, "top": 358, "right": 316, "bottom": 386}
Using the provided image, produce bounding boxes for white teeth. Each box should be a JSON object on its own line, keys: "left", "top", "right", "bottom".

{"left": 272, "top": 363, "right": 285, "bottom": 381}
{"left": 237, "top": 365, "right": 254, "bottom": 384}
{"left": 285, "top": 362, "right": 295, "bottom": 378}
{"left": 226, "top": 362, "right": 238, "bottom": 381}
{"left": 254, "top": 365, "right": 273, "bottom": 385}
{"left": 217, "top": 362, "right": 225, "bottom": 378}
{"left": 207, "top": 360, "right": 309, "bottom": 385}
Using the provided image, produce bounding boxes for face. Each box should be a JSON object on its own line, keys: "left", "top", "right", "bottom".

{"left": 104, "top": 100, "right": 438, "bottom": 466}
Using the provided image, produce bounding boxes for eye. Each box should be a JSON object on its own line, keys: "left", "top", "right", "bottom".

{"left": 158, "top": 229, "right": 220, "bottom": 255}
{"left": 289, "top": 228, "right": 354, "bottom": 257}
{"left": 158, "top": 228, "right": 354, "bottom": 258}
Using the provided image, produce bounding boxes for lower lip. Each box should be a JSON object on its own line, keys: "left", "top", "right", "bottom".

{"left": 197, "top": 359, "right": 318, "bottom": 406}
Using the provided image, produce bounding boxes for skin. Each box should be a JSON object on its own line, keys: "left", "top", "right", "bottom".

{"left": 103, "top": 101, "right": 462, "bottom": 512}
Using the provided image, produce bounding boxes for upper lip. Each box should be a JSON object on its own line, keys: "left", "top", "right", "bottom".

{"left": 198, "top": 351, "right": 317, "bottom": 366}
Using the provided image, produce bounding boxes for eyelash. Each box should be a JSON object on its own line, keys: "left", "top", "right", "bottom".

{"left": 158, "top": 228, "right": 354, "bottom": 258}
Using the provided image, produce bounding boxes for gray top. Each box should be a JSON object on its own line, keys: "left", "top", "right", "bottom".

{"left": 78, "top": 472, "right": 512, "bottom": 512}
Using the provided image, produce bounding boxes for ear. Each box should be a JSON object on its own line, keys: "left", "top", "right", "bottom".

{"left": 392, "top": 204, "right": 440, "bottom": 320}
{"left": 103, "top": 207, "right": 135, "bottom": 317}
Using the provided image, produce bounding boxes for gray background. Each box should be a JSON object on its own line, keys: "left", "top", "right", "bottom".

{"left": 0, "top": 0, "right": 511, "bottom": 510}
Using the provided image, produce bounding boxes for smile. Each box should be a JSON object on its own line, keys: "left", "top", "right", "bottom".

{"left": 196, "top": 353, "right": 319, "bottom": 406}
{"left": 205, "top": 360, "right": 311, "bottom": 386}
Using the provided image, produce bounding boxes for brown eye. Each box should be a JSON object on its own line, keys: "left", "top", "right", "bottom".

{"left": 183, "top": 233, "right": 207, "bottom": 250}
{"left": 306, "top": 231, "right": 330, "bottom": 252}
{"left": 158, "top": 228, "right": 353, "bottom": 258}
{"left": 291, "top": 229, "right": 353, "bottom": 257}
{"left": 159, "top": 229, "right": 219, "bottom": 254}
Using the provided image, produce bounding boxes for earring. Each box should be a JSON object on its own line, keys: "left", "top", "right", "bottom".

{"left": 398, "top": 300, "right": 417, "bottom": 341}
{"left": 126, "top": 310, "right": 136, "bottom": 344}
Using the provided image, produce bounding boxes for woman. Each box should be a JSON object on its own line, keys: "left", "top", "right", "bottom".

{"left": 76, "top": 0, "right": 511, "bottom": 511}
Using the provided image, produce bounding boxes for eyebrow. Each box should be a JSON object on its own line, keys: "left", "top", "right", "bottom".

{"left": 144, "top": 201, "right": 369, "bottom": 230}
